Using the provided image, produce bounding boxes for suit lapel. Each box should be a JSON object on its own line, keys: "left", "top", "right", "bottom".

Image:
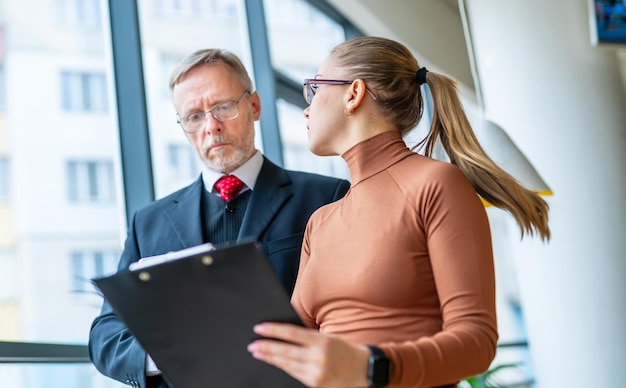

{"left": 164, "top": 177, "right": 205, "bottom": 248}
{"left": 238, "top": 158, "right": 292, "bottom": 241}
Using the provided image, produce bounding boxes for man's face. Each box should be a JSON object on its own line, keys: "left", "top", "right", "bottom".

{"left": 172, "top": 62, "right": 261, "bottom": 174}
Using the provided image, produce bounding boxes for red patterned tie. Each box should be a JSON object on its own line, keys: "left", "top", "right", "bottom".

{"left": 214, "top": 175, "right": 245, "bottom": 202}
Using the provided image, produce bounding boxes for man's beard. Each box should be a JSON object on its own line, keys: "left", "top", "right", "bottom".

{"left": 201, "top": 137, "right": 254, "bottom": 172}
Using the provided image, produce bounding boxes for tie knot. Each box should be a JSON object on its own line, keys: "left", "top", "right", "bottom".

{"left": 214, "top": 175, "right": 245, "bottom": 202}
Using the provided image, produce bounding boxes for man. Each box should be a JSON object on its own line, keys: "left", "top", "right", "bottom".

{"left": 88, "top": 48, "right": 350, "bottom": 388}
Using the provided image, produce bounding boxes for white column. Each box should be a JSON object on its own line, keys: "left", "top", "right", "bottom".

{"left": 466, "top": 1, "right": 626, "bottom": 387}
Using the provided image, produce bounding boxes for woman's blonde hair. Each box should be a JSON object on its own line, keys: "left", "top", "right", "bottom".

{"left": 331, "top": 36, "right": 550, "bottom": 240}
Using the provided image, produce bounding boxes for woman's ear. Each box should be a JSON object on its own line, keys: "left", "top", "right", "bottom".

{"left": 344, "top": 79, "right": 367, "bottom": 114}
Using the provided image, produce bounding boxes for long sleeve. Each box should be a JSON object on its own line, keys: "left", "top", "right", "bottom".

{"left": 380, "top": 163, "right": 497, "bottom": 387}
{"left": 89, "top": 170, "right": 350, "bottom": 387}
{"left": 291, "top": 131, "right": 497, "bottom": 387}
{"left": 88, "top": 214, "right": 165, "bottom": 388}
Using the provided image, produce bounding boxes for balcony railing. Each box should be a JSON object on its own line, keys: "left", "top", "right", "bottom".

{"left": 0, "top": 342, "right": 89, "bottom": 364}
{"left": 0, "top": 340, "right": 533, "bottom": 388}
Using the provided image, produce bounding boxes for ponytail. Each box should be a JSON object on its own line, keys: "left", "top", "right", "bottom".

{"left": 416, "top": 72, "right": 550, "bottom": 241}
{"left": 329, "top": 36, "right": 550, "bottom": 240}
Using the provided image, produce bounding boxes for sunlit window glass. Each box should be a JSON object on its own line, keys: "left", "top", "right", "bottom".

{"left": 264, "top": 0, "right": 344, "bottom": 83}
{"left": 0, "top": 27, "right": 5, "bottom": 109}
{"left": 164, "top": 143, "right": 202, "bottom": 194}
{"left": 55, "top": 0, "right": 102, "bottom": 28}
{"left": 66, "top": 160, "right": 115, "bottom": 202}
{"left": 0, "top": 0, "right": 124, "bottom": 386}
{"left": 138, "top": 0, "right": 248, "bottom": 199}
{"left": 61, "top": 72, "right": 108, "bottom": 112}
{"left": 0, "top": 64, "right": 5, "bottom": 109}
{"left": 0, "top": 158, "right": 8, "bottom": 201}
{"left": 70, "top": 251, "right": 119, "bottom": 294}
{"left": 264, "top": 0, "right": 349, "bottom": 179}
{"left": 277, "top": 99, "right": 348, "bottom": 177}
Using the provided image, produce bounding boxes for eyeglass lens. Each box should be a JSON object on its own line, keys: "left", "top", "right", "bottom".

{"left": 179, "top": 91, "right": 248, "bottom": 133}
{"left": 303, "top": 83, "right": 316, "bottom": 105}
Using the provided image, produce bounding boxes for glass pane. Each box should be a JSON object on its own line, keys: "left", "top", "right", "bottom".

{"left": 264, "top": 0, "right": 348, "bottom": 178}
{"left": 265, "top": 0, "right": 345, "bottom": 83}
{"left": 0, "top": 364, "right": 124, "bottom": 388}
{"left": 277, "top": 99, "right": 349, "bottom": 179}
{"left": 0, "top": 0, "right": 124, "bottom": 386}
{"left": 136, "top": 0, "right": 251, "bottom": 199}
{"left": 0, "top": 158, "right": 9, "bottom": 201}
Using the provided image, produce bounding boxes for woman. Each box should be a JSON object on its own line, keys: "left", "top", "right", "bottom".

{"left": 247, "top": 36, "right": 550, "bottom": 388}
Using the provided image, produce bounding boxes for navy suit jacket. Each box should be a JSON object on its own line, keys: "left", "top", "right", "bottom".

{"left": 88, "top": 157, "right": 350, "bottom": 387}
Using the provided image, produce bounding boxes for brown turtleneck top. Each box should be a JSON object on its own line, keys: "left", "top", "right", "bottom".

{"left": 291, "top": 131, "right": 498, "bottom": 387}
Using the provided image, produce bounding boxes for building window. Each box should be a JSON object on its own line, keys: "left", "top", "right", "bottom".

{"left": 66, "top": 160, "right": 115, "bottom": 203}
{"left": 153, "top": 0, "right": 237, "bottom": 18}
{"left": 0, "top": 158, "right": 8, "bottom": 202}
{"left": 60, "top": 71, "right": 108, "bottom": 112}
{"left": 55, "top": 0, "right": 102, "bottom": 27}
{"left": 0, "top": 65, "right": 5, "bottom": 110}
{"left": 168, "top": 143, "right": 199, "bottom": 182}
{"left": 0, "top": 26, "right": 5, "bottom": 110}
{"left": 160, "top": 54, "right": 183, "bottom": 96}
{"left": 71, "top": 250, "right": 118, "bottom": 294}
{"left": 265, "top": 0, "right": 336, "bottom": 28}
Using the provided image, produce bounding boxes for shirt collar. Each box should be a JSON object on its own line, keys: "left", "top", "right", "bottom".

{"left": 201, "top": 150, "right": 263, "bottom": 193}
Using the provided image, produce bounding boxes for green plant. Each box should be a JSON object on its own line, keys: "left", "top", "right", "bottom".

{"left": 461, "top": 363, "right": 529, "bottom": 388}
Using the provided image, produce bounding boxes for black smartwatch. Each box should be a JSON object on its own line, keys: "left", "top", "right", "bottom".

{"left": 366, "top": 345, "right": 391, "bottom": 388}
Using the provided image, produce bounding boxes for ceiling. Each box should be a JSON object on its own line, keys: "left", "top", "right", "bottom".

{"left": 325, "top": 0, "right": 477, "bottom": 101}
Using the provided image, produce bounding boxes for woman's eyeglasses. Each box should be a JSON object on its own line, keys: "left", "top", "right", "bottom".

{"left": 303, "top": 79, "right": 377, "bottom": 105}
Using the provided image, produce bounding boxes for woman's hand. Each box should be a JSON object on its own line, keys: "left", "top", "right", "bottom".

{"left": 247, "top": 322, "right": 371, "bottom": 388}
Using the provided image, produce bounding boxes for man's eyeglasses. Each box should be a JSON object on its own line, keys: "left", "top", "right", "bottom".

{"left": 176, "top": 90, "right": 250, "bottom": 133}
{"left": 303, "top": 79, "right": 377, "bottom": 105}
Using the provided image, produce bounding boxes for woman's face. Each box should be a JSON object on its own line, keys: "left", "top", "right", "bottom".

{"left": 303, "top": 57, "right": 351, "bottom": 156}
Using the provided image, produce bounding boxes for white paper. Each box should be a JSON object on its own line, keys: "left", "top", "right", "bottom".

{"left": 129, "top": 243, "right": 215, "bottom": 271}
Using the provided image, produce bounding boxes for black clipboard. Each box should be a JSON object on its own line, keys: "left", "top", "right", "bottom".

{"left": 93, "top": 241, "right": 305, "bottom": 388}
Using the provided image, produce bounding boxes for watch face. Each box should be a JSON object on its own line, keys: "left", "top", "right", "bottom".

{"left": 368, "top": 346, "right": 391, "bottom": 387}
{"left": 371, "top": 357, "right": 391, "bottom": 385}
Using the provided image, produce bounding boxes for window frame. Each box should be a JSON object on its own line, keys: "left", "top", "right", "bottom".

{"left": 0, "top": 0, "right": 365, "bottom": 370}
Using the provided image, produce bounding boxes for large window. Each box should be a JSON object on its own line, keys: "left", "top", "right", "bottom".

{"left": 0, "top": 0, "right": 122, "bottom": 386}
{"left": 265, "top": 0, "right": 345, "bottom": 83}
{"left": 138, "top": 0, "right": 247, "bottom": 199}
{"left": 265, "top": 0, "right": 351, "bottom": 179}
{"left": 0, "top": 0, "right": 362, "bottom": 386}
{"left": 0, "top": 1, "right": 544, "bottom": 387}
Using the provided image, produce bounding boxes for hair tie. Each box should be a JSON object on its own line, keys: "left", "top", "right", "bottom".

{"left": 416, "top": 67, "right": 429, "bottom": 85}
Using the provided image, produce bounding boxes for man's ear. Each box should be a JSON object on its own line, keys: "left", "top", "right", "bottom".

{"left": 249, "top": 91, "right": 262, "bottom": 121}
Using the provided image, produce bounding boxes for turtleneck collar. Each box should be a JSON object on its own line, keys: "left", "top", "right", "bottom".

{"left": 341, "top": 130, "right": 414, "bottom": 185}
